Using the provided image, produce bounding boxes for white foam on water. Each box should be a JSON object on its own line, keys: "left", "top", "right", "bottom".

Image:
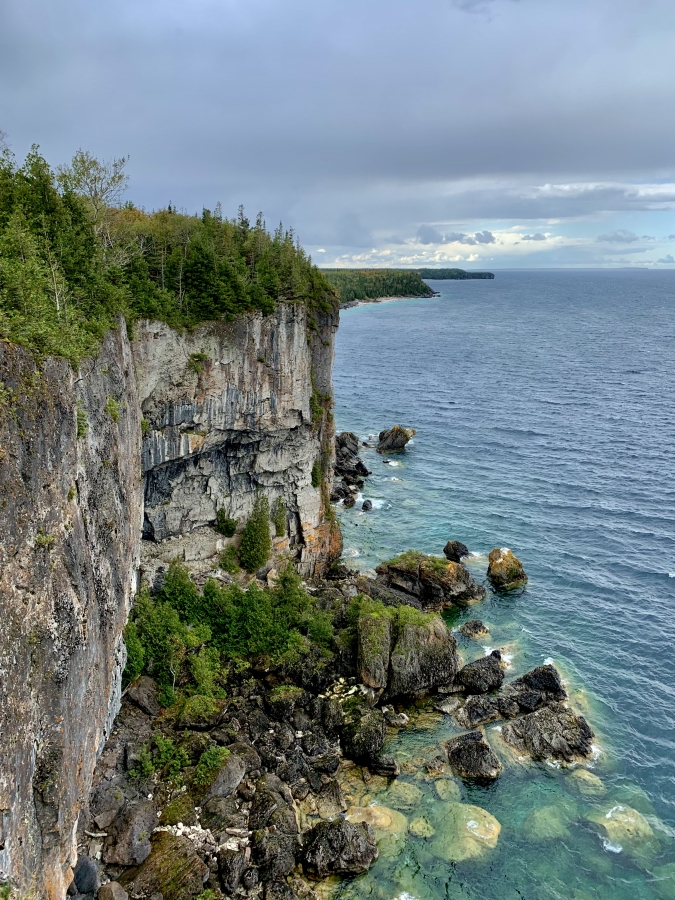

{"left": 606, "top": 805, "right": 626, "bottom": 819}
{"left": 388, "top": 476, "right": 403, "bottom": 482}
{"left": 386, "top": 460, "right": 401, "bottom": 467}
{"left": 546, "top": 760, "right": 562, "bottom": 769}
{"left": 393, "top": 893, "right": 419, "bottom": 900}
{"left": 345, "top": 548, "right": 361, "bottom": 558}
{"left": 544, "top": 657, "right": 555, "bottom": 666}
{"left": 591, "top": 744, "right": 602, "bottom": 761}
{"left": 491, "top": 725, "right": 503, "bottom": 733}
{"left": 602, "top": 838, "right": 623, "bottom": 854}
{"left": 669, "top": 572, "right": 675, "bottom": 578}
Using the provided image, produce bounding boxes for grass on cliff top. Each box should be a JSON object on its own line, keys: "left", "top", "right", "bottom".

{"left": 124, "top": 560, "right": 334, "bottom": 706}
{"left": 384, "top": 549, "right": 449, "bottom": 576}
{"left": 0, "top": 144, "right": 337, "bottom": 365}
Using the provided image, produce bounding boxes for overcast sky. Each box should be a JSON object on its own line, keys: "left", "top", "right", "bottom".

{"left": 2, "top": 0, "right": 675, "bottom": 267}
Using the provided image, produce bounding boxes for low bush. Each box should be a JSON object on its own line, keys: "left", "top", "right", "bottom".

{"left": 215, "top": 509, "right": 237, "bottom": 537}
{"left": 239, "top": 494, "right": 271, "bottom": 573}
{"left": 272, "top": 497, "right": 287, "bottom": 537}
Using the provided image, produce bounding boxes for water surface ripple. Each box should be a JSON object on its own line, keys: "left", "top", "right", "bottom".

{"left": 333, "top": 270, "right": 675, "bottom": 900}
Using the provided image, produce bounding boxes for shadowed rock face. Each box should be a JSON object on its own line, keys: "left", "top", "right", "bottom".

{"left": 501, "top": 704, "right": 594, "bottom": 762}
{"left": 132, "top": 304, "right": 341, "bottom": 577}
{"left": 0, "top": 325, "right": 143, "bottom": 900}
{"left": 441, "top": 732, "right": 503, "bottom": 780}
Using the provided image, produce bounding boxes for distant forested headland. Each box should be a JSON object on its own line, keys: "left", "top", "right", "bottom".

{"left": 322, "top": 267, "right": 495, "bottom": 305}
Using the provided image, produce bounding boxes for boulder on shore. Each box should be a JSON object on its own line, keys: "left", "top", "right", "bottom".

{"left": 376, "top": 425, "right": 416, "bottom": 454}
{"left": 441, "top": 732, "right": 503, "bottom": 780}
{"left": 302, "top": 819, "right": 378, "bottom": 878}
{"left": 457, "top": 651, "right": 504, "bottom": 695}
{"left": 501, "top": 704, "right": 594, "bottom": 762}
{"left": 443, "top": 541, "right": 469, "bottom": 563}
{"left": 387, "top": 614, "right": 459, "bottom": 699}
{"left": 487, "top": 548, "right": 528, "bottom": 589}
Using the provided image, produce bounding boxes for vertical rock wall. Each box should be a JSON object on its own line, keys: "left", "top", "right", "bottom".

{"left": 133, "top": 302, "right": 341, "bottom": 577}
{"left": 0, "top": 324, "right": 143, "bottom": 899}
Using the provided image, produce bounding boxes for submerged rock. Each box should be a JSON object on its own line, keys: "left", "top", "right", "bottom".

{"left": 487, "top": 548, "right": 528, "bottom": 589}
{"left": 459, "top": 619, "right": 489, "bottom": 639}
{"left": 385, "top": 780, "right": 424, "bottom": 810}
{"left": 346, "top": 805, "right": 407, "bottom": 834}
{"left": 588, "top": 804, "right": 654, "bottom": 854}
{"left": 501, "top": 704, "right": 594, "bottom": 762}
{"left": 431, "top": 803, "right": 501, "bottom": 862}
{"left": 376, "top": 425, "right": 416, "bottom": 454}
{"left": 302, "top": 819, "right": 378, "bottom": 878}
{"left": 441, "top": 732, "right": 503, "bottom": 780}
{"left": 409, "top": 816, "right": 435, "bottom": 838}
{"left": 568, "top": 768, "right": 607, "bottom": 798}
{"left": 523, "top": 804, "right": 576, "bottom": 841}
{"left": 443, "top": 540, "right": 469, "bottom": 563}
{"left": 457, "top": 651, "right": 504, "bottom": 695}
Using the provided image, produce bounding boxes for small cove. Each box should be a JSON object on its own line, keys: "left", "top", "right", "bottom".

{"left": 332, "top": 270, "right": 675, "bottom": 899}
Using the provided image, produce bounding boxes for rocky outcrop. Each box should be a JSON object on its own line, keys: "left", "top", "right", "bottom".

{"left": 302, "top": 819, "right": 378, "bottom": 878}
{"left": 457, "top": 651, "right": 504, "bottom": 694}
{"left": 387, "top": 616, "right": 459, "bottom": 699}
{"left": 501, "top": 704, "right": 594, "bottom": 762}
{"left": 376, "top": 425, "right": 416, "bottom": 454}
{"left": 487, "top": 547, "right": 528, "bottom": 589}
{"left": 0, "top": 325, "right": 143, "bottom": 899}
{"left": 332, "top": 431, "right": 371, "bottom": 504}
{"left": 133, "top": 303, "right": 340, "bottom": 577}
{"left": 375, "top": 551, "right": 486, "bottom": 610}
{"left": 441, "top": 732, "right": 503, "bottom": 780}
{"left": 459, "top": 619, "right": 489, "bottom": 639}
{"left": 443, "top": 540, "right": 469, "bottom": 562}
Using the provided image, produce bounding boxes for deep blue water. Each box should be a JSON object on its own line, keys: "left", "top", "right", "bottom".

{"left": 332, "top": 270, "right": 675, "bottom": 900}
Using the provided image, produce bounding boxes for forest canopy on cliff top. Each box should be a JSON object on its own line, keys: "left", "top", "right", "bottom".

{"left": 0, "top": 145, "right": 337, "bottom": 363}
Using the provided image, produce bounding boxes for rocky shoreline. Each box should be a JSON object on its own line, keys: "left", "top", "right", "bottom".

{"left": 71, "top": 428, "right": 600, "bottom": 900}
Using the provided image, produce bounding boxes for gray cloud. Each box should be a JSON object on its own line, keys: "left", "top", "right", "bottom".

{"left": 1, "top": 0, "right": 674, "bottom": 265}
{"left": 596, "top": 229, "right": 640, "bottom": 243}
{"left": 657, "top": 254, "right": 675, "bottom": 263}
{"left": 417, "top": 225, "right": 445, "bottom": 245}
{"left": 668, "top": 235, "right": 675, "bottom": 240}
{"left": 522, "top": 233, "right": 547, "bottom": 241}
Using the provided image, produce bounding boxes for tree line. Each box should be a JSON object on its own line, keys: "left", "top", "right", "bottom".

{"left": 0, "top": 143, "right": 337, "bottom": 364}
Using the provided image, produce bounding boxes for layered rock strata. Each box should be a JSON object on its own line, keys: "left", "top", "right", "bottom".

{"left": 133, "top": 303, "right": 340, "bottom": 578}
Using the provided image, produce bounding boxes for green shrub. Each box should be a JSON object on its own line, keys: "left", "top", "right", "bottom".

{"left": 130, "top": 745, "right": 154, "bottom": 779}
{"left": 123, "top": 621, "right": 145, "bottom": 685}
{"left": 215, "top": 509, "right": 237, "bottom": 537}
{"left": 218, "top": 545, "right": 240, "bottom": 574}
{"left": 307, "top": 611, "right": 334, "bottom": 648}
{"left": 272, "top": 497, "right": 287, "bottom": 537}
{"left": 187, "top": 352, "right": 209, "bottom": 375}
{"left": 104, "top": 396, "right": 120, "bottom": 423}
{"left": 76, "top": 406, "right": 88, "bottom": 438}
{"left": 311, "top": 459, "right": 321, "bottom": 488}
{"left": 140, "top": 418, "right": 150, "bottom": 436}
{"left": 189, "top": 645, "right": 224, "bottom": 698}
{"left": 193, "top": 746, "right": 230, "bottom": 788}
{"left": 153, "top": 735, "right": 190, "bottom": 780}
{"left": 239, "top": 494, "right": 271, "bottom": 573}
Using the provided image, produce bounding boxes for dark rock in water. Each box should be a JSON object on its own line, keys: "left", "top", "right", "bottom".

{"left": 104, "top": 799, "right": 156, "bottom": 866}
{"left": 118, "top": 832, "right": 209, "bottom": 900}
{"left": 459, "top": 619, "right": 489, "bottom": 639}
{"left": 387, "top": 616, "right": 459, "bottom": 699}
{"left": 375, "top": 551, "right": 486, "bottom": 610}
{"left": 455, "top": 695, "right": 501, "bottom": 729}
{"left": 336, "top": 431, "right": 360, "bottom": 457}
{"left": 443, "top": 540, "right": 469, "bottom": 563}
{"left": 362, "top": 499, "right": 373, "bottom": 511}
{"left": 126, "top": 676, "right": 161, "bottom": 717}
{"left": 302, "top": 819, "right": 378, "bottom": 877}
{"left": 74, "top": 855, "right": 100, "bottom": 894}
{"left": 357, "top": 612, "right": 392, "bottom": 691}
{"left": 343, "top": 495, "right": 356, "bottom": 509}
{"left": 441, "top": 731, "right": 503, "bottom": 780}
{"left": 457, "top": 651, "right": 504, "bottom": 695}
{"left": 377, "top": 425, "right": 416, "bottom": 454}
{"left": 341, "top": 709, "right": 386, "bottom": 762}
{"left": 501, "top": 704, "right": 594, "bottom": 762}
{"left": 500, "top": 664, "right": 567, "bottom": 715}
{"left": 487, "top": 548, "right": 528, "bottom": 589}
{"left": 369, "top": 753, "right": 400, "bottom": 777}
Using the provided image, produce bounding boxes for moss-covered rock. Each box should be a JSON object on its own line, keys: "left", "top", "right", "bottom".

{"left": 119, "top": 831, "right": 209, "bottom": 900}
{"left": 177, "top": 695, "right": 226, "bottom": 730}
{"left": 376, "top": 550, "right": 486, "bottom": 610}
{"left": 487, "top": 547, "right": 527, "bottom": 589}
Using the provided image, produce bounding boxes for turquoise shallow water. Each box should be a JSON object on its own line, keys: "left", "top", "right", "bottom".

{"left": 332, "top": 271, "right": 675, "bottom": 900}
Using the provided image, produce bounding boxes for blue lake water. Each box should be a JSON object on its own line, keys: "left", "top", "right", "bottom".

{"left": 332, "top": 270, "right": 675, "bottom": 900}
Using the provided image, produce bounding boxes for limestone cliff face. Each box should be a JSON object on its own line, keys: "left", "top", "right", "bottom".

{"left": 133, "top": 302, "right": 341, "bottom": 577}
{"left": 0, "top": 325, "right": 143, "bottom": 899}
